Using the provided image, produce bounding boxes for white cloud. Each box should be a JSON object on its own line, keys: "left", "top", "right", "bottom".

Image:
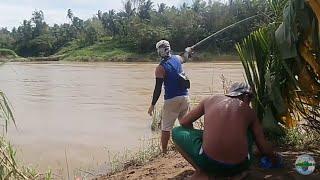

{"left": 0, "top": 4, "right": 33, "bottom": 29}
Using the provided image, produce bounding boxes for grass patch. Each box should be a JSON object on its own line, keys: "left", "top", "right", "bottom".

{"left": 64, "top": 46, "right": 135, "bottom": 62}
{"left": 0, "top": 64, "right": 50, "bottom": 179}
{"left": 272, "top": 127, "right": 320, "bottom": 150}
{"left": 55, "top": 40, "right": 82, "bottom": 56}
{"left": 150, "top": 107, "right": 162, "bottom": 132}
{"left": 56, "top": 37, "right": 156, "bottom": 62}
{"left": 106, "top": 137, "right": 162, "bottom": 175}
{"left": 0, "top": 48, "right": 19, "bottom": 59}
{"left": 55, "top": 36, "right": 239, "bottom": 62}
{"left": 0, "top": 137, "right": 53, "bottom": 179}
{"left": 191, "top": 51, "right": 240, "bottom": 62}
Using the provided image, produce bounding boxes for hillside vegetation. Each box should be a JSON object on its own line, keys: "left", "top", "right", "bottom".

{"left": 0, "top": 0, "right": 269, "bottom": 61}
{"left": 0, "top": 48, "right": 19, "bottom": 59}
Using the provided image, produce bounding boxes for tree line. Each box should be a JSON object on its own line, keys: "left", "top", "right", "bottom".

{"left": 0, "top": 0, "right": 269, "bottom": 57}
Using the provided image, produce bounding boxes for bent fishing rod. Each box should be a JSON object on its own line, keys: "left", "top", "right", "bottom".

{"left": 184, "top": 14, "right": 261, "bottom": 55}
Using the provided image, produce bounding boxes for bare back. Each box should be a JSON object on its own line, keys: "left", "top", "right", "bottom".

{"left": 202, "top": 95, "right": 252, "bottom": 164}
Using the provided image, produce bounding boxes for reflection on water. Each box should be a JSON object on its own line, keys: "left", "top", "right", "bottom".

{"left": 0, "top": 61, "right": 244, "bottom": 174}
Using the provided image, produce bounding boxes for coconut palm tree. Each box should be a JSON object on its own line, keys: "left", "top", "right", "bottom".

{"left": 236, "top": 0, "right": 320, "bottom": 134}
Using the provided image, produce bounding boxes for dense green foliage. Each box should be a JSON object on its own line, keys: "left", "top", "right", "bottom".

{"left": 236, "top": 0, "right": 320, "bottom": 134}
{"left": 0, "top": 0, "right": 269, "bottom": 58}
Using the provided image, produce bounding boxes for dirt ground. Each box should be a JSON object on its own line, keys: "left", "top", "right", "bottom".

{"left": 97, "top": 147, "right": 320, "bottom": 180}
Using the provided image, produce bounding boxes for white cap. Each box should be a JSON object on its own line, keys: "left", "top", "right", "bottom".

{"left": 225, "top": 82, "right": 253, "bottom": 97}
{"left": 156, "top": 40, "right": 170, "bottom": 49}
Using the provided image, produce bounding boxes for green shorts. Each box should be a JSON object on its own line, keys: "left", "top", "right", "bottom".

{"left": 172, "top": 126, "right": 254, "bottom": 176}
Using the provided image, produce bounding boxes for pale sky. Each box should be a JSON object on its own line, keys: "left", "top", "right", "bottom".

{"left": 0, "top": 0, "right": 198, "bottom": 30}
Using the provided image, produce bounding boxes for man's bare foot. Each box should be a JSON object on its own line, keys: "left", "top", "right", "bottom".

{"left": 190, "top": 170, "right": 208, "bottom": 180}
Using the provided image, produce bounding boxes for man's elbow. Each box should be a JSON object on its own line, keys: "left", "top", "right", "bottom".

{"left": 180, "top": 121, "right": 187, "bottom": 126}
{"left": 179, "top": 119, "right": 185, "bottom": 125}
{"left": 179, "top": 120, "right": 193, "bottom": 128}
{"left": 178, "top": 116, "right": 187, "bottom": 125}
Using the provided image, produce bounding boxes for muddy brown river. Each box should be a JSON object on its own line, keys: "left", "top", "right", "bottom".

{"left": 0, "top": 61, "right": 244, "bottom": 176}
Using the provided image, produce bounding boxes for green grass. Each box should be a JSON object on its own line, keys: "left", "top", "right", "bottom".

{"left": 0, "top": 48, "right": 19, "bottom": 59}
{"left": 106, "top": 137, "right": 162, "bottom": 175}
{"left": 192, "top": 51, "right": 240, "bottom": 62}
{"left": 0, "top": 62, "right": 51, "bottom": 179}
{"left": 64, "top": 46, "right": 135, "bottom": 62}
{"left": 150, "top": 107, "right": 162, "bottom": 132}
{"left": 272, "top": 127, "right": 320, "bottom": 150}
{"left": 57, "top": 37, "right": 155, "bottom": 62}
{"left": 56, "top": 36, "right": 239, "bottom": 62}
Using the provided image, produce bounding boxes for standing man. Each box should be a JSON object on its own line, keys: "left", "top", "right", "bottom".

{"left": 148, "top": 40, "right": 191, "bottom": 153}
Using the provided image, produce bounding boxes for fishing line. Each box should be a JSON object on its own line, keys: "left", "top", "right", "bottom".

{"left": 186, "top": 14, "right": 261, "bottom": 95}
{"left": 190, "top": 14, "right": 261, "bottom": 50}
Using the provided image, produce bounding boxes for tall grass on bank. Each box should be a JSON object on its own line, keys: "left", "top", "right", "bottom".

{"left": 56, "top": 38, "right": 152, "bottom": 62}
{"left": 272, "top": 127, "right": 320, "bottom": 151}
{"left": 0, "top": 91, "right": 38, "bottom": 179}
{"left": 0, "top": 65, "right": 52, "bottom": 179}
{"left": 106, "top": 136, "right": 162, "bottom": 175}
{"left": 150, "top": 107, "right": 162, "bottom": 132}
{"left": 0, "top": 137, "right": 41, "bottom": 179}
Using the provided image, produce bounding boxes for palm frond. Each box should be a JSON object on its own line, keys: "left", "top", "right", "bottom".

{"left": 237, "top": 0, "right": 320, "bottom": 133}
{"left": 0, "top": 89, "right": 15, "bottom": 133}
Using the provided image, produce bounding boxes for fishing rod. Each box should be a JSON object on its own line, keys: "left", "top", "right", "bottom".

{"left": 184, "top": 14, "right": 261, "bottom": 56}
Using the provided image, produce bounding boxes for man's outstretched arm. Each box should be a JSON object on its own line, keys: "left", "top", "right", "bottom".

{"left": 179, "top": 99, "right": 205, "bottom": 128}
{"left": 148, "top": 65, "right": 165, "bottom": 116}
{"left": 178, "top": 47, "right": 193, "bottom": 64}
{"left": 250, "top": 112, "right": 277, "bottom": 162}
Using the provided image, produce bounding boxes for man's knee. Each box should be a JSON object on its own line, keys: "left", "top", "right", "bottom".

{"left": 172, "top": 126, "right": 185, "bottom": 144}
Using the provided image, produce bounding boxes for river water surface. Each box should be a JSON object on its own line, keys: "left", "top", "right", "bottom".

{"left": 0, "top": 61, "right": 244, "bottom": 176}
